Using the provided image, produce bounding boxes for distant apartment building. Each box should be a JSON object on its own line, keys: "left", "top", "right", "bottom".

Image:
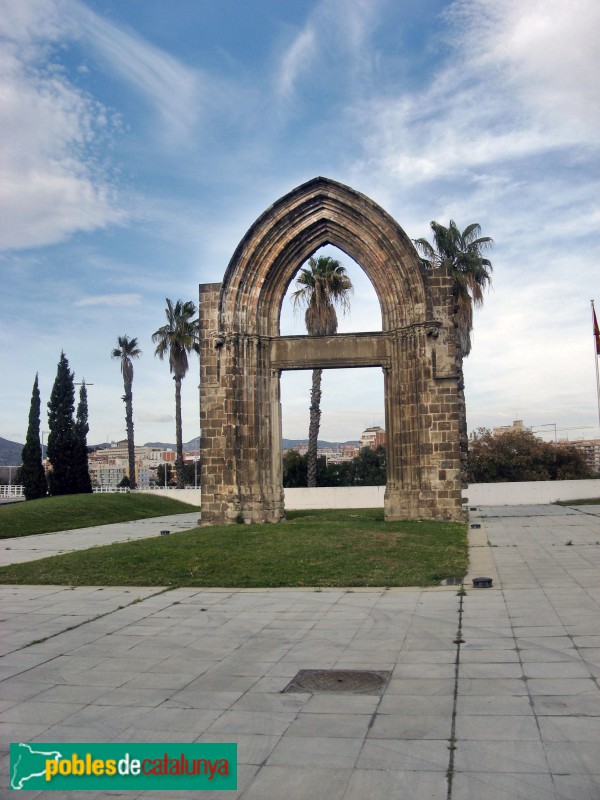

{"left": 90, "top": 441, "right": 165, "bottom": 464}
{"left": 555, "top": 439, "right": 600, "bottom": 474}
{"left": 284, "top": 442, "right": 360, "bottom": 464}
{"left": 360, "top": 426, "right": 386, "bottom": 451}
{"left": 492, "top": 420, "right": 526, "bottom": 436}
{"left": 338, "top": 443, "right": 360, "bottom": 460}
{"left": 317, "top": 445, "right": 359, "bottom": 465}
{"left": 290, "top": 443, "right": 308, "bottom": 456}
{"left": 87, "top": 441, "right": 176, "bottom": 487}
{"left": 90, "top": 465, "right": 127, "bottom": 488}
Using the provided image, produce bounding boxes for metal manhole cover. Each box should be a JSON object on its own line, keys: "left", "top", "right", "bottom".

{"left": 283, "top": 669, "right": 391, "bottom": 695}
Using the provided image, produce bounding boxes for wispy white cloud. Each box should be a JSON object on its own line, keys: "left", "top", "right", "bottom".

{"left": 0, "top": 0, "right": 72, "bottom": 42}
{"left": 0, "top": 0, "right": 229, "bottom": 253}
{"left": 74, "top": 293, "right": 141, "bottom": 307}
{"left": 446, "top": 0, "right": 600, "bottom": 132}
{"left": 71, "top": 0, "right": 202, "bottom": 144}
{"left": 351, "top": 0, "right": 600, "bottom": 189}
{"left": 274, "top": 0, "right": 381, "bottom": 100}
{"left": 341, "top": 0, "right": 600, "bottom": 434}
{"left": 0, "top": 0, "right": 124, "bottom": 251}
{"left": 464, "top": 281, "right": 597, "bottom": 430}
{"left": 277, "top": 27, "right": 317, "bottom": 99}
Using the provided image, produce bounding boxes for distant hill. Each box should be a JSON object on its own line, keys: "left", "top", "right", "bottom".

{"left": 282, "top": 439, "right": 360, "bottom": 449}
{"left": 0, "top": 437, "right": 25, "bottom": 466}
{"left": 89, "top": 437, "right": 200, "bottom": 451}
{"left": 143, "top": 437, "right": 358, "bottom": 450}
{"left": 143, "top": 436, "right": 200, "bottom": 451}
{"left": 144, "top": 437, "right": 359, "bottom": 450}
{"left": 0, "top": 434, "right": 359, "bottom": 467}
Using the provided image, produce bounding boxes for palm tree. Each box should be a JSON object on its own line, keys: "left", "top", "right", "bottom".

{"left": 292, "top": 256, "right": 353, "bottom": 487}
{"left": 152, "top": 299, "right": 199, "bottom": 489}
{"left": 413, "top": 220, "right": 494, "bottom": 358}
{"left": 111, "top": 336, "right": 142, "bottom": 489}
{"left": 413, "top": 220, "right": 494, "bottom": 479}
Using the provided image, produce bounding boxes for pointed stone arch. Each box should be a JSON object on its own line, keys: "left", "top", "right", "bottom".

{"left": 199, "top": 177, "right": 464, "bottom": 524}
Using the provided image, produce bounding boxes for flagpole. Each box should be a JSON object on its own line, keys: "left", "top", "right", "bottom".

{"left": 592, "top": 300, "right": 600, "bottom": 431}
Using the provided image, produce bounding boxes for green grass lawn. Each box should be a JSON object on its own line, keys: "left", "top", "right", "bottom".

{"left": 0, "top": 493, "right": 198, "bottom": 539}
{"left": 556, "top": 498, "right": 600, "bottom": 506}
{"left": 0, "top": 509, "right": 468, "bottom": 588}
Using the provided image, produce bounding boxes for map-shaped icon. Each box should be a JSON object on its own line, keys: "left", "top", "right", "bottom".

{"left": 11, "top": 743, "right": 63, "bottom": 790}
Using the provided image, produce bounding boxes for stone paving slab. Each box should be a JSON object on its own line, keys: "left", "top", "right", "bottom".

{"left": 458, "top": 504, "right": 600, "bottom": 800}
{"left": 0, "top": 503, "right": 599, "bottom": 798}
{"left": 0, "top": 512, "right": 200, "bottom": 565}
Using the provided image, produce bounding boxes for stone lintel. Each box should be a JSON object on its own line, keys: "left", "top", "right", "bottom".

{"left": 271, "top": 331, "right": 390, "bottom": 370}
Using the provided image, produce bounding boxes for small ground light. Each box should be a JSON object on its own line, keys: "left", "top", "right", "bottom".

{"left": 160, "top": 530, "right": 170, "bottom": 536}
{"left": 472, "top": 577, "right": 493, "bottom": 588}
{"left": 470, "top": 523, "right": 481, "bottom": 529}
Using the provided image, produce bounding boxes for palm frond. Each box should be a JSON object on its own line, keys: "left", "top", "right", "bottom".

{"left": 111, "top": 335, "right": 141, "bottom": 381}
{"left": 291, "top": 255, "right": 353, "bottom": 336}
{"left": 152, "top": 298, "right": 199, "bottom": 376}
{"left": 417, "top": 219, "right": 494, "bottom": 357}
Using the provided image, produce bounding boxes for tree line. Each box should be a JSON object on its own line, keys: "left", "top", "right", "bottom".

{"left": 110, "top": 298, "right": 198, "bottom": 491}
{"left": 283, "top": 446, "right": 386, "bottom": 488}
{"left": 20, "top": 297, "right": 199, "bottom": 500}
{"left": 20, "top": 357, "right": 92, "bottom": 500}
{"left": 284, "top": 428, "right": 596, "bottom": 488}
{"left": 467, "top": 428, "right": 594, "bottom": 482}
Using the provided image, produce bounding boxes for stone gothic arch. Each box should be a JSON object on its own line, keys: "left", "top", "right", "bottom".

{"left": 199, "top": 177, "right": 464, "bottom": 524}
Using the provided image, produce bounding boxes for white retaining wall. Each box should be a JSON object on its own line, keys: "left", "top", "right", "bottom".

{"left": 284, "top": 486, "right": 386, "bottom": 509}
{"left": 138, "top": 480, "right": 600, "bottom": 510}
{"left": 464, "top": 479, "right": 600, "bottom": 506}
{"left": 137, "top": 486, "right": 385, "bottom": 509}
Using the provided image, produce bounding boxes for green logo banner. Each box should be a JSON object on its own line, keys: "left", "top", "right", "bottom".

{"left": 10, "top": 742, "right": 237, "bottom": 791}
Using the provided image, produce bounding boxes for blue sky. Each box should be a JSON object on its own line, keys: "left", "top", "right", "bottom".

{"left": 1, "top": 0, "right": 599, "bottom": 448}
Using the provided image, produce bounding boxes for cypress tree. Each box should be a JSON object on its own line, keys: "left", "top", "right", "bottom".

{"left": 73, "top": 381, "right": 93, "bottom": 494}
{"left": 47, "top": 352, "right": 77, "bottom": 495}
{"left": 20, "top": 374, "right": 48, "bottom": 500}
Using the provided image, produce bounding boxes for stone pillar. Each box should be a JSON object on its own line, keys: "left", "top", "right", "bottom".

{"left": 225, "top": 333, "right": 284, "bottom": 524}
{"left": 384, "top": 327, "right": 429, "bottom": 519}
{"left": 199, "top": 283, "right": 235, "bottom": 524}
{"left": 382, "top": 260, "right": 464, "bottom": 522}
{"left": 420, "top": 268, "right": 465, "bottom": 521}
{"left": 199, "top": 282, "right": 284, "bottom": 525}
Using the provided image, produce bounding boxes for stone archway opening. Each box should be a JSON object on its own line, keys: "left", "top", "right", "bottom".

{"left": 279, "top": 245, "right": 383, "bottom": 337}
{"left": 280, "top": 365, "right": 386, "bottom": 482}
{"left": 281, "top": 366, "right": 385, "bottom": 444}
{"left": 199, "top": 177, "right": 464, "bottom": 525}
{"left": 280, "top": 245, "right": 384, "bottom": 470}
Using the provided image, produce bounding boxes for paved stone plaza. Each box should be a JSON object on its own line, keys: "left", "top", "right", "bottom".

{"left": 0, "top": 513, "right": 200, "bottom": 566}
{"left": 1, "top": 504, "right": 599, "bottom": 799}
